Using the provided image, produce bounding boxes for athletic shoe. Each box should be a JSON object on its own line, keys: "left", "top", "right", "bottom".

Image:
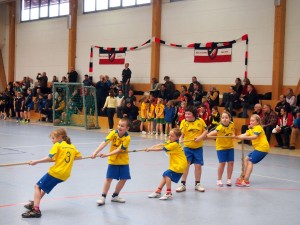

{"left": 141, "top": 131, "right": 147, "bottom": 135}
{"left": 21, "top": 209, "right": 41, "bottom": 218}
{"left": 226, "top": 180, "right": 232, "bottom": 187}
{"left": 235, "top": 179, "right": 250, "bottom": 187}
{"left": 195, "top": 183, "right": 205, "bottom": 192}
{"left": 160, "top": 133, "right": 164, "bottom": 136}
{"left": 289, "top": 146, "right": 296, "bottom": 150}
{"left": 96, "top": 196, "right": 105, "bottom": 206}
{"left": 216, "top": 180, "right": 223, "bottom": 187}
{"left": 24, "top": 200, "right": 34, "bottom": 210}
{"left": 176, "top": 184, "right": 186, "bottom": 192}
{"left": 111, "top": 196, "right": 126, "bottom": 203}
{"left": 159, "top": 193, "right": 172, "bottom": 200}
{"left": 148, "top": 192, "right": 161, "bottom": 198}
{"left": 164, "top": 133, "right": 168, "bottom": 136}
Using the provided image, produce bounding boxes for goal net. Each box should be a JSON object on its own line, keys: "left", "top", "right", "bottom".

{"left": 52, "top": 83, "right": 99, "bottom": 129}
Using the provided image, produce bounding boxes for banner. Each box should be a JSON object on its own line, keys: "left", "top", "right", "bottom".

{"left": 99, "top": 47, "right": 126, "bottom": 64}
{"left": 194, "top": 42, "right": 233, "bottom": 63}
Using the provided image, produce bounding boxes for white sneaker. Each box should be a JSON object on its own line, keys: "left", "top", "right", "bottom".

{"left": 155, "top": 133, "right": 158, "bottom": 136}
{"left": 176, "top": 184, "right": 186, "bottom": 192}
{"left": 111, "top": 196, "right": 126, "bottom": 203}
{"left": 195, "top": 183, "right": 205, "bottom": 192}
{"left": 164, "top": 133, "right": 168, "bottom": 136}
{"left": 217, "top": 180, "right": 223, "bottom": 187}
{"left": 159, "top": 193, "right": 172, "bottom": 200}
{"left": 141, "top": 131, "right": 147, "bottom": 135}
{"left": 148, "top": 192, "right": 161, "bottom": 198}
{"left": 160, "top": 133, "right": 164, "bottom": 136}
{"left": 226, "top": 179, "right": 232, "bottom": 187}
{"left": 96, "top": 196, "right": 106, "bottom": 206}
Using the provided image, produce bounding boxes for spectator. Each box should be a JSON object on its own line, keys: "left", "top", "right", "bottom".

{"left": 289, "top": 109, "right": 300, "bottom": 150}
{"left": 207, "top": 86, "right": 219, "bottom": 109}
{"left": 122, "top": 89, "right": 136, "bottom": 106}
{"left": 36, "top": 72, "right": 48, "bottom": 94}
{"left": 163, "top": 76, "right": 175, "bottom": 100}
{"left": 41, "top": 94, "right": 53, "bottom": 122}
{"left": 178, "top": 85, "right": 188, "bottom": 102}
{"left": 83, "top": 74, "right": 93, "bottom": 87}
{"left": 183, "top": 93, "right": 194, "bottom": 106}
{"left": 110, "top": 77, "right": 120, "bottom": 94}
{"left": 224, "top": 86, "right": 241, "bottom": 116}
{"left": 285, "top": 88, "right": 296, "bottom": 108}
{"left": 234, "top": 78, "right": 243, "bottom": 95}
{"left": 67, "top": 67, "right": 78, "bottom": 83}
{"left": 275, "top": 95, "right": 290, "bottom": 114}
{"left": 188, "top": 76, "right": 202, "bottom": 95}
{"left": 240, "top": 78, "right": 251, "bottom": 98}
{"left": 149, "top": 77, "right": 161, "bottom": 97}
{"left": 122, "top": 101, "right": 139, "bottom": 121}
{"left": 121, "top": 63, "right": 131, "bottom": 97}
{"left": 240, "top": 84, "right": 260, "bottom": 118}
{"left": 157, "top": 84, "right": 168, "bottom": 103}
{"left": 53, "top": 95, "right": 65, "bottom": 120}
{"left": 274, "top": 107, "right": 293, "bottom": 149}
{"left": 116, "top": 89, "right": 125, "bottom": 118}
{"left": 102, "top": 89, "right": 117, "bottom": 130}
{"left": 208, "top": 106, "right": 220, "bottom": 132}
{"left": 176, "top": 101, "right": 187, "bottom": 127}
{"left": 36, "top": 93, "right": 46, "bottom": 121}
{"left": 192, "top": 82, "right": 203, "bottom": 104}
{"left": 61, "top": 76, "right": 68, "bottom": 83}
{"left": 221, "top": 77, "right": 243, "bottom": 106}
{"left": 198, "top": 104, "right": 210, "bottom": 126}
{"left": 261, "top": 104, "right": 278, "bottom": 143}
{"left": 95, "top": 75, "right": 110, "bottom": 115}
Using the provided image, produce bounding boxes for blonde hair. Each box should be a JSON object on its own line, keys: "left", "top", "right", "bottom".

{"left": 171, "top": 128, "right": 182, "bottom": 137}
{"left": 251, "top": 114, "right": 262, "bottom": 125}
{"left": 50, "top": 128, "right": 71, "bottom": 144}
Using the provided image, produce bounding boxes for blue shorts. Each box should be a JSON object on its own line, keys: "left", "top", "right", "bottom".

{"left": 36, "top": 173, "right": 63, "bottom": 194}
{"left": 106, "top": 165, "right": 131, "bottom": 180}
{"left": 217, "top": 148, "right": 234, "bottom": 163}
{"left": 162, "top": 169, "right": 183, "bottom": 183}
{"left": 184, "top": 147, "right": 204, "bottom": 165}
{"left": 248, "top": 150, "right": 268, "bottom": 164}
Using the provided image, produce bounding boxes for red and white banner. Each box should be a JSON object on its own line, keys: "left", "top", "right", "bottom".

{"left": 194, "top": 42, "right": 232, "bottom": 63}
{"left": 99, "top": 47, "right": 126, "bottom": 64}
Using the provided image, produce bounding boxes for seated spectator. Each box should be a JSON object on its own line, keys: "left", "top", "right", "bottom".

{"left": 201, "top": 96, "right": 211, "bottom": 116}
{"left": 122, "top": 101, "right": 139, "bottom": 121}
{"left": 240, "top": 84, "right": 259, "bottom": 118}
{"left": 178, "top": 85, "right": 188, "bottom": 102}
{"left": 61, "top": 76, "right": 68, "bottom": 83}
{"left": 285, "top": 88, "right": 296, "bottom": 109}
{"left": 122, "top": 89, "right": 136, "bottom": 106}
{"left": 149, "top": 77, "right": 161, "bottom": 97}
{"left": 192, "top": 82, "right": 203, "bottom": 105}
{"left": 221, "top": 77, "right": 243, "bottom": 106}
{"left": 53, "top": 95, "right": 65, "bottom": 120}
{"left": 289, "top": 109, "right": 300, "bottom": 150}
{"left": 188, "top": 76, "right": 202, "bottom": 95}
{"left": 240, "top": 78, "right": 252, "bottom": 98}
{"left": 275, "top": 95, "right": 290, "bottom": 114}
{"left": 208, "top": 106, "right": 220, "bottom": 132}
{"left": 50, "top": 75, "right": 59, "bottom": 88}
{"left": 157, "top": 84, "right": 168, "bottom": 103}
{"left": 183, "top": 93, "right": 193, "bottom": 106}
{"left": 110, "top": 77, "right": 120, "bottom": 94}
{"left": 274, "top": 107, "right": 293, "bottom": 149}
{"left": 207, "top": 86, "right": 219, "bottom": 109}
{"left": 41, "top": 94, "right": 53, "bottom": 122}
{"left": 261, "top": 104, "right": 278, "bottom": 143}
{"left": 61, "top": 98, "right": 78, "bottom": 124}
{"left": 224, "top": 86, "right": 241, "bottom": 116}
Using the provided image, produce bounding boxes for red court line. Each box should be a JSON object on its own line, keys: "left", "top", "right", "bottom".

{"left": 1, "top": 187, "right": 300, "bottom": 209}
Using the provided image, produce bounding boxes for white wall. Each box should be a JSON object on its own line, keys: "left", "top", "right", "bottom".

{"left": 1, "top": 0, "right": 299, "bottom": 86}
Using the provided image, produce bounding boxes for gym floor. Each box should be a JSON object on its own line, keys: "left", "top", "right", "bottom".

{"left": 0, "top": 120, "right": 300, "bottom": 225}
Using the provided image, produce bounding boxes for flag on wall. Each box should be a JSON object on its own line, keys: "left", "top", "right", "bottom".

{"left": 99, "top": 47, "right": 127, "bottom": 64}
{"left": 194, "top": 42, "right": 233, "bottom": 63}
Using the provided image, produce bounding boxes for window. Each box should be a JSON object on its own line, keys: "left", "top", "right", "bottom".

{"left": 83, "top": 0, "right": 151, "bottom": 13}
{"left": 21, "top": 0, "right": 70, "bottom": 22}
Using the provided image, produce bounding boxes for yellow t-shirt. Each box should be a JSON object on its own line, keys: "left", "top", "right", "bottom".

{"left": 215, "top": 122, "right": 235, "bottom": 150}
{"left": 148, "top": 103, "right": 155, "bottom": 119}
{"left": 155, "top": 103, "right": 165, "bottom": 119}
{"left": 140, "top": 102, "right": 148, "bottom": 119}
{"left": 246, "top": 125, "right": 269, "bottom": 152}
{"left": 105, "top": 130, "right": 131, "bottom": 165}
{"left": 180, "top": 118, "right": 207, "bottom": 149}
{"left": 164, "top": 140, "right": 187, "bottom": 173}
{"left": 48, "top": 141, "right": 82, "bottom": 181}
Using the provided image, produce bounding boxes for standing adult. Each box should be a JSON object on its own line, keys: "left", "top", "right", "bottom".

{"left": 121, "top": 63, "right": 131, "bottom": 97}
{"left": 95, "top": 75, "right": 110, "bottom": 116}
{"left": 36, "top": 72, "right": 48, "bottom": 94}
{"left": 68, "top": 67, "right": 78, "bottom": 83}
{"left": 164, "top": 76, "right": 175, "bottom": 100}
{"left": 188, "top": 76, "right": 202, "bottom": 95}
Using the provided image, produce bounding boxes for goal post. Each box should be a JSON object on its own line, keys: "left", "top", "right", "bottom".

{"left": 52, "top": 82, "right": 99, "bottom": 129}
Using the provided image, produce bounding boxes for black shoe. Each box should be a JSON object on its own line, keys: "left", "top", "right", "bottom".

{"left": 289, "top": 146, "right": 296, "bottom": 150}
{"left": 275, "top": 145, "right": 283, "bottom": 148}
{"left": 24, "top": 200, "right": 34, "bottom": 210}
{"left": 22, "top": 209, "right": 42, "bottom": 218}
